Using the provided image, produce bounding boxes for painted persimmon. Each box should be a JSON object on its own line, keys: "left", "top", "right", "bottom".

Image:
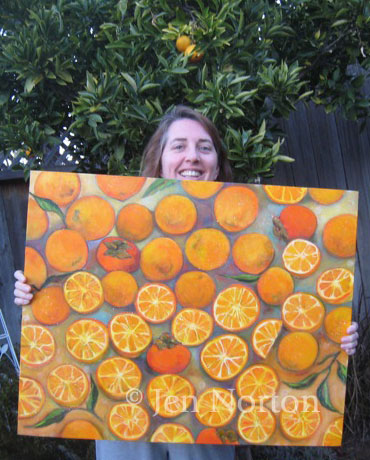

{"left": 60, "top": 420, "right": 102, "bottom": 440}
{"left": 146, "top": 333, "right": 191, "bottom": 374}
{"left": 26, "top": 198, "right": 49, "bottom": 241}
{"left": 116, "top": 203, "right": 154, "bottom": 242}
{"left": 140, "top": 237, "right": 183, "bottom": 281}
{"left": 196, "top": 427, "right": 239, "bottom": 445}
{"left": 257, "top": 266, "right": 294, "bottom": 306}
{"left": 31, "top": 286, "right": 70, "bottom": 325}
{"left": 96, "top": 236, "right": 140, "bottom": 272}
{"left": 278, "top": 332, "right": 318, "bottom": 371}
{"left": 34, "top": 171, "right": 81, "bottom": 207}
{"left": 185, "top": 228, "right": 230, "bottom": 271}
{"left": 102, "top": 271, "right": 138, "bottom": 308}
{"left": 232, "top": 233, "right": 274, "bottom": 275}
{"left": 24, "top": 246, "right": 47, "bottom": 289}
{"left": 323, "top": 214, "right": 357, "bottom": 258}
{"left": 273, "top": 205, "right": 317, "bottom": 241}
{"left": 175, "top": 271, "right": 216, "bottom": 308}
{"left": 96, "top": 175, "right": 145, "bottom": 201}
{"left": 155, "top": 194, "right": 197, "bottom": 235}
{"left": 45, "top": 229, "right": 88, "bottom": 272}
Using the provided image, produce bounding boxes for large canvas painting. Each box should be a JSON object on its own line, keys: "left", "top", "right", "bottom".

{"left": 18, "top": 171, "right": 358, "bottom": 446}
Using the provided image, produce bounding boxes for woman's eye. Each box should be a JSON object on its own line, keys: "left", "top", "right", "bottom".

{"left": 173, "top": 144, "right": 183, "bottom": 150}
{"left": 200, "top": 145, "right": 212, "bottom": 151}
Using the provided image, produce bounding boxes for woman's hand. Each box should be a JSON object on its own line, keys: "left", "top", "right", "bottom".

{"left": 341, "top": 321, "right": 359, "bottom": 356}
{"left": 14, "top": 270, "right": 33, "bottom": 306}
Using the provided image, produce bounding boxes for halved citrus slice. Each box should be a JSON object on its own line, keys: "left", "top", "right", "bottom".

{"left": 322, "top": 416, "right": 343, "bottom": 446}
{"left": 63, "top": 271, "right": 104, "bottom": 314}
{"left": 213, "top": 285, "right": 260, "bottom": 332}
{"left": 316, "top": 268, "right": 354, "bottom": 305}
{"left": 237, "top": 406, "right": 276, "bottom": 444}
{"left": 200, "top": 334, "right": 248, "bottom": 381}
{"left": 150, "top": 423, "right": 194, "bottom": 443}
{"left": 236, "top": 364, "right": 279, "bottom": 403}
{"left": 135, "top": 283, "right": 176, "bottom": 324}
{"left": 65, "top": 319, "right": 109, "bottom": 363}
{"left": 263, "top": 185, "right": 307, "bottom": 204}
{"left": 109, "top": 313, "right": 152, "bottom": 358}
{"left": 47, "top": 364, "right": 90, "bottom": 407}
{"left": 146, "top": 374, "right": 195, "bottom": 418}
{"left": 20, "top": 324, "right": 55, "bottom": 368}
{"left": 96, "top": 356, "right": 142, "bottom": 400}
{"left": 324, "top": 307, "right": 352, "bottom": 343}
{"left": 280, "top": 396, "right": 321, "bottom": 441}
{"left": 282, "top": 239, "right": 321, "bottom": 278}
{"left": 108, "top": 403, "right": 149, "bottom": 441}
{"left": 251, "top": 318, "right": 282, "bottom": 359}
{"left": 195, "top": 387, "right": 236, "bottom": 427}
{"left": 282, "top": 293, "right": 325, "bottom": 333}
{"left": 171, "top": 308, "right": 213, "bottom": 346}
{"left": 18, "top": 376, "right": 45, "bottom": 419}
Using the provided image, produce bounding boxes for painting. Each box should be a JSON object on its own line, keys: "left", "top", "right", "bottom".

{"left": 18, "top": 171, "right": 358, "bottom": 446}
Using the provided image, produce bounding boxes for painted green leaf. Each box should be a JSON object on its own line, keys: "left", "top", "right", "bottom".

{"left": 30, "top": 193, "right": 65, "bottom": 223}
{"left": 283, "top": 372, "right": 320, "bottom": 389}
{"left": 317, "top": 378, "right": 341, "bottom": 413}
{"left": 40, "top": 271, "right": 77, "bottom": 289}
{"left": 27, "top": 408, "right": 69, "bottom": 428}
{"left": 142, "top": 178, "right": 177, "bottom": 197}
{"left": 317, "top": 352, "right": 340, "bottom": 366}
{"left": 87, "top": 377, "right": 99, "bottom": 413}
{"left": 221, "top": 274, "right": 259, "bottom": 283}
{"left": 337, "top": 361, "right": 347, "bottom": 384}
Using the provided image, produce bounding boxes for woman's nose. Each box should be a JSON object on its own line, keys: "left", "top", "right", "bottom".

{"left": 184, "top": 143, "right": 200, "bottom": 161}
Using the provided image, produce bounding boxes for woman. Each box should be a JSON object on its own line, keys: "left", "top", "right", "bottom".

{"left": 14, "top": 106, "right": 359, "bottom": 459}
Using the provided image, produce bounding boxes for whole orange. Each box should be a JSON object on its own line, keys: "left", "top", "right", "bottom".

{"left": 96, "top": 175, "right": 145, "bottom": 201}
{"left": 184, "top": 44, "right": 204, "bottom": 62}
{"left": 96, "top": 236, "right": 140, "bottom": 272}
{"left": 34, "top": 171, "right": 81, "bottom": 207}
{"left": 155, "top": 194, "right": 197, "bottom": 235}
{"left": 324, "top": 307, "right": 352, "bottom": 343}
{"left": 274, "top": 205, "right": 317, "bottom": 241}
{"left": 26, "top": 198, "right": 49, "bottom": 241}
{"left": 278, "top": 332, "right": 318, "bottom": 371}
{"left": 185, "top": 228, "right": 230, "bottom": 271}
{"left": 257, "top": 267, "right": 294, "bottom": 305}
{"left": 60, "top": 420, "right": 102, "bottom": 440}
{"left": 32, "top": 285, "right": 70, "bottom": 325}
{"left": 102, "top": 271, "right": 138, "bottom": 307}
{"left": 232, "top": 233, "right": 274, "bottom": 274}
{"left": 116, "top": 203, "right": 154, "bottom": 242}
{"left": 175, "top": 271, "right": 216, "bottom": 308}
{"left": 176, "top": 35, "right": 191, "bottom": 52}
{"left": 24, "top": 246, "right": 47, "bottom": 288}
{"left": 323, "top": 214, "right": 357, "bottom": 258}
{"left": 308, "top": 188, "right": 344, "bottom": 205}
{"left": 45, "top": 229, "right": 88, "bottom": 272}
{"left": 140, "top": 237, "right": 183, "bottom": 281}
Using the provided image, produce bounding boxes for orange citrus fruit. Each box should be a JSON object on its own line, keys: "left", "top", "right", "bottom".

{"left": 323, "top": 214, "right": 357, "bottom": 258}
{"left": 96, "top": 356, "right": 142, "bottom": 400}
{"left": 236, "top": 364, "right": 279, "bottom": 403}
{"left": 257, "top": 267, "right": 294, "bottom": 305}
{"left": 31, "top": 286, "right": 70, "bottom": 325}
{"left": 251, "top": 318, "right": 283, "bottom": 359}
{"left": 214, "top": 186, "right": 258, "bottom": 232}
{"left": 195, "top": 387, "right": 236, "bottom": 427}
{"left": 116, "top": 203, "right": 154, "bottom": 242}
{"left": 184, "top": 44, "right": 204, "bottom": 62}
{"left": 34, "top": 171, "right": 81, "bottom": 207}
{"left": 322, "top": 417, "right": 343, "bottom": 446}
{"left": 45, "top": 229, "right": 88, "bottom": 272}
{"left": 185, "top": 229, "right": 230, "bottom": 271}
{"left": 176, "top": 35, "right": 191, "bottom": 52}
{"left": 200, "top": 334, "right": 248, "bottom": 381}
{"left": 171, "top": 308, "right": 214, "bottom": 346}
{"left": 109, "top": 312, "right": 152, "bottom": 358}
{"left": 102, "top": 270, "right": 138, "bottom": 308}
{"left": 66, "top": 195, "right": 115, "bottom": 241}
{"left": 280, "top": 396, "right": 321, "bottom": 441}
{"left": 282, "top": 239, "right": 321, "bottom": 278}
{"left": 20, "top": 324, "right": 55, "bottom": 367}
{"left": 47, "top": 364, "right": 90, "bottom": 407}
{"left": 135, "top": 283, "right": 176, "bottom": 324}
{"left": 278, "top": 332, "right": 318, "bottom": 371}
{"left": 316, "top": 268, "right": 354, "bottom": 304}
{"left": 282, "top": 293, "right": 325, "bottom": 332}
{"left": 65, "top": 319, "right": 109, "bottom": 363}
{"left": 232, "top": 233, "right": 275, "bottom": 275}
{"left": 63, "top": 271, "right": 104, "bottom": 314}
{"left": 151, "top": 423, "right": 194, "bottom": 443}
{"left": 140, "top": 237, "right": 183, "bottom": 281}
{"left": 309, "top": 188, "right": 344, "bottom": 205}
{"left": 324, "top": 307, "right": 352, "bottom": 343}
{"left": 237, "top": 406, "right": 276, "bottom": 444}
{"left": 24, "top": 246, "right": 47, "bottom": 289}
{"left": 108, "top": 403, "right": 150, "bottom": 441}
{"left": 96, "top": 175, "right": 146, "bottom": 201}
{"left": 155, "top": 194, "right": 197, "bottom": 235}
{"left": 181, "top": 180, "right": 223, "bottom": 199}
{"left": 263, "top": 185, "right": 307, "bottom": 204}
{"left": 175, "top": 271, "right": 216, "bottom": 308}
{"left": 213, "top": 285, "right": 260, "bottom": 331}
{"left": 26, "top": 198, "right": 49, "bottom": 241}
{"left": 146, "top": 374, "right": 195, "bottom": 418}
{"left": 60, "top": 420, "right": 102, "bottom": 440}
{"left": 18, "top": 376, "right": 45, "bottom": 419}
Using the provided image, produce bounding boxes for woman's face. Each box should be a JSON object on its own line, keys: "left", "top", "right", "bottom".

{"left": 160, "top": 118, "right": 219, "bottom": 181}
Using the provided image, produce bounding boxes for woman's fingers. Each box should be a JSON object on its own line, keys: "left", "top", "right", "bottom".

{"left": 14, "top": 270, "right": 26, "bottom": 282}
{"left": 341, "top": 322, "right": 359, "bottom": 355}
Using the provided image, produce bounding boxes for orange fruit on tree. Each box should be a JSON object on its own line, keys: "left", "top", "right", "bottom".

{"left": 108, "top": 403, "right": 150, "bottom": 441}
{"left": 184, "top": 43, "right": 204, "bottom": 62}
{"left": 60, "top": 420, "right": 102, "bottom": 440}
{"left": 31, "top": 286, "right": 70, "bottom": 325}
{"left": 232, "top": 233, "right": 274, "bottom": 275}
{"left": 251, "top": 318, "right": 283, "bottom": 359}
{"left": 26, "top": 198, "right": 49, "bottom": 241}
{"left": 274, "top": 205, "right": 317, "bottom": 241}
{"left": 64, "top": 271, "right": 104, "bottom": 313}
{"left": 96, "top": 175, "right": 145, "bottom": 201}
{"left": 196, "top": 427, "right": 239, "bottom": 445}
{"left": 200, "top": 334, "right": 248, "bottom": 381}
{"left": 45, "top": 229, "right": 88, "bottom": 272}
{"left": 280, "top": 396, "right": 321, "bottom": 441}
{"left": 20, "top": 324, "right": 55, "bottom": 367}
{"left": 278, "top": 332, "right": 318, "bottom": 371}
{"left": 47, "top": 364, "right": 90, "bottom": 407}
{"left": 185, "top": 228, "right": 230, "bottom": 271}
{"left": 323, "top": 214, "right": 357, "bottom": 258}
{"left": 316, "top": 268, "right": 354, "bottom": 304}
{"left": 175, "top": 271, "right": 216, "bottom": 308}
{"left": 66, "top": 195, "right": 115, "bottom": 241}
{"left": 324, "top": 307, "right": 352, "bottom": 343}
{"left": 176, "top": 35, "right": 191, "bottom": 52}
{"left": 172, "top": 308, "right": 214, "bottom": 346}
{"left": 18, "top": 376, "right": 45, "bottom": 419}
{"left": 96, "top": 236, "right": 140, "bottom": 272}
{"left": 140, "top": 237, "right": 183, "bottom": 281}
{"left": 309, "top": 188, "right": 344, "bottom": 205}
{"left": 146, "top": 333, "right": 191, "bottom": 374}
{"left": 24, "top": 246, "right": 47, "bottom": 289}
{"left": 151, "top": 423, "right": 194, "bottom": 443}
{"left": 146, "top": 374, "right": 195, "bottom": 418}
{"left": 181, "top": 180, "right": 223, "bottom": 199}
{"left": 34, "top": 171, "right": 81, "bottom": 207}
{"left": 65, "top": 319, "right": 109, "bottom": 363}
{"left": 213, "top": 285, "right": 260, "bottom": 331}
{"left": 135, "top": 283, "right": 176, "bottom": 323}
{"left": 195, "top": 387, "right": 236, "bottom": 427}
{"left": 109, "top": 312, "right": 152, "bottom": 358}
{"left": 155, "top": 194, "right": 197, "bottom": 235}
{"left": 102, "top": 270, "right": 138, "bottom": 307}
{"left": 237, "top": 406, "right": 276, "bottom": 444}
{"left": 214, "top": 186, "right": 258, "bottom": 232}
{"left": 96, "top": 356, "right": 142, "bottom": 400}
{"left": 282, "top": 293, "right": 325, "bottom": 332}
{"left": 116, "top": 203, "right": 153, "bottom": 241}
{"left": 263, "top": 185, "right": 307, "bottom": 204}
{"left": 282, "top": 239, "right": 321, "bottom": 278}
{"left": 322, "top": 416, "right": 343, "bottom": 446}
{"left": 236, "top": 364, "right": 279, "bottom": 403}
{"left": 257, "top": 266, "right": 294, "bottom": 305}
